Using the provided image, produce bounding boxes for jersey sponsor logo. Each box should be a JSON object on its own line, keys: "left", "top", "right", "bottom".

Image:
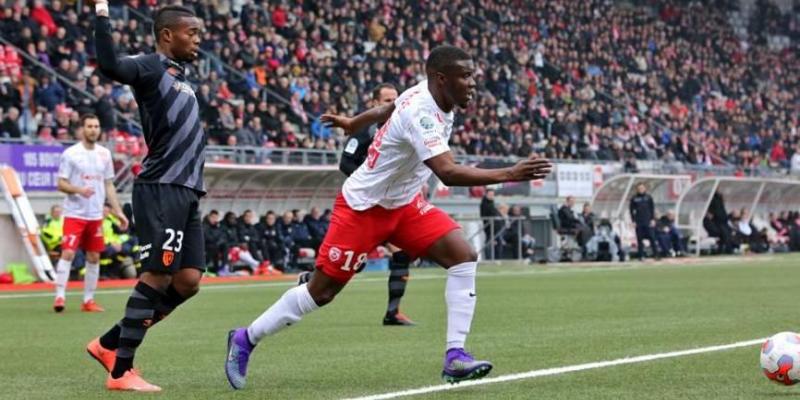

{"left": 424, "top": 137, "right": 443, "bottom": 149}
{"left": 419, "top": 116, "right": 435, "bottom": 130}
{"left": 81, "top": 173, "right": 102, "bottom": 181}
{"left": 172, "top": 81, "right": 195, "bottom": 96}
{"left": 162, "top": 250, "right": 175, "bottom": 267}
{"left": 329, "top": 246, "right": 342, "bottom": 262}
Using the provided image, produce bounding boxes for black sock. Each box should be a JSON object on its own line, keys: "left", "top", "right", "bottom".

{"left": 98, "top": 285, "right": 186, "bottom": 352}
{"left": 153, "top": 284, "right": 187, "bottom": 321}
{"left": 111, "top": 282, "right": 164, "bottom": 379}
{"left": 99, "top": 323, "right": 122, "bottom": 350}
{"left": 386, "top": 252, "right": 410, "bottom": 315}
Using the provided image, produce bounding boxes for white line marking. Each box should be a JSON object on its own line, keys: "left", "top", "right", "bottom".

{"left": 0, "top": 256, "right": 765, "bottom": 300}
{"left": 343, "top": 338, "right": 765, "bottom": 400}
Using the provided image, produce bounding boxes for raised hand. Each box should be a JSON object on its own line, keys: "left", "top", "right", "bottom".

{"left": 507, "top": 154, "right": 553, "bottom": 182}
{"left": 94, "top": 0, "right": 110, "bottom": 17}
{"left": 320, "top": 114, "right": 355, "bottom": 134}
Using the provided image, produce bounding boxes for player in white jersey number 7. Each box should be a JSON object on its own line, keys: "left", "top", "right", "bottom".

{"left": 224, "top": 45, "right": 553, "bottom": 390}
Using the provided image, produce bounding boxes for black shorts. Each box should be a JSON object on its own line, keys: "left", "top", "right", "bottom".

{"left": 133, "top": 183, "right": 205, "bottom": 274}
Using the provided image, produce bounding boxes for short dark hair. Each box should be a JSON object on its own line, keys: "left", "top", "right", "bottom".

{"left": 371, "top": 83, "right": 397, "bottom": 100}
{"left": 425, "top": 45, "right": 471, "bottom": 74}
{"left": 80, "top": 113, "right": 99, "bottom": 127}
{"left": 153, "top": 5, "right": 196, "bottom": 42}
{"left": 209, "top": 209, "right": 219, "bottom": 216}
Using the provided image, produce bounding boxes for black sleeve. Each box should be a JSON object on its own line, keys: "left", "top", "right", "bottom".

{"left": 648, "top": 196, "right": 655, "bottom": 220}
{"left": 95, "top": 16, "right": 157, "bottom": 86}
{"left": 629, "top": 197, "right": 636, "bottom": 220}
{"left": 339, "top": 129, "right": 372, "bottom": 177}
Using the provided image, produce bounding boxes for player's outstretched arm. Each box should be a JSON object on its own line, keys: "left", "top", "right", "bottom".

{"left": 94, "top": 0, "right": 141, "bottom": 85}
{"left": 320, "top": 103, "right": 395, "bottom": 135}
{"left": 425, "top": 152, "right": 553, "bottom": 187}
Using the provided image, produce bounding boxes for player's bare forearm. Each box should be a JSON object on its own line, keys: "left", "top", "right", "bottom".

{"left": 105, "top": 179, "right": 123, "bottom": 216}
{"left": 322, "top": 103, "right": 395, "bottom": 135}
{"left": 351, "top": 103, "right": 394, "bottom": 132}
{"left": 426, "top": 152, "right": 553, "bottom": 186}
{"left": 427, "top": 159, "right": 510, "bottom": 186}
{"left": 57, "top": 178, "right": 83, "bottom": 195}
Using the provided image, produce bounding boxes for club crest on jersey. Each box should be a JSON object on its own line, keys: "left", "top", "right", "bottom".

{"left": 419, "top": 116, "right": 435, "bottom": 130}
{"left": 162, "top": 250, "right": 175, "bottom": 267}
{"left": 329, "top": 247, "right": 342, "bottom": 262}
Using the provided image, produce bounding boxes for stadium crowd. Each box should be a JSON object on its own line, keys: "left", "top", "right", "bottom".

{"left": 1, "top": 0, "right": 799, "bottom": 172}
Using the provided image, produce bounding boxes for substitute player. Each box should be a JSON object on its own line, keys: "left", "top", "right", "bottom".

{"left": 297, "top": 82, "right": 416, "bottom": 326}
{"left": 225, "top": 45, "right": 553, "bottom": 389}
{"left": 53, "top": 114, "right": 127, "bottom": 313}
{"left": 85, "top": 2, "right": 207, "bottom": 392}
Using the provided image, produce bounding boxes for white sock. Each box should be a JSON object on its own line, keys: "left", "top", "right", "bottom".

{"left": 445, "top": 261, "right": 477, "bottom": 350}
{"left": 247, "top": 283, "right": 319, "bottom": 344}
{"left": 83, "top": 262, "right": 100, "bottom": 303}
{"left": 54, "top": 258, "right": 71, "bottom": 299}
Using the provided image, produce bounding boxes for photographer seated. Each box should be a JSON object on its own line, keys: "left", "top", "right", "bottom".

{"left": 656, "top": 210, "right": 685, "bottom": 257}
{"left": 585, "top": 218, "right": 623, "bottom": 262}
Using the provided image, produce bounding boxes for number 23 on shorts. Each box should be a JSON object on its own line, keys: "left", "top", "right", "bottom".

{"left": 161, "top": 228, "right": 184, "bottom": 267}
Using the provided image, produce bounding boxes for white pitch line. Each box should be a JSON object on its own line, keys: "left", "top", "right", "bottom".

{"left": 343, "top": 338, "right": 765, "bottom": 400}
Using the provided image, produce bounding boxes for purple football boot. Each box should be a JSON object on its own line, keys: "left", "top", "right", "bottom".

{"left": 225, "top": 328, "right": 254, "bottom": 390}
{"left": 442, "top": 348, "right": 493, "bottom": 383}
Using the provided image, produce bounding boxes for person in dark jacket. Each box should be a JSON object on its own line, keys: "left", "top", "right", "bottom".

{"left": 708, "top": 191, "right": 733, "bottom": 253}
{"left": 203, "top": 210, "right": 227, "bottom": 274}
{"left": 656, "top": 210, "right": 684, "bottom": 257}
{"left": 303, "top": 207, "right": 327, "bottom": 250}
{"left": 480, "top": 189, "right": 501, "bottom": 258}
{"left": 237, "top": 210, "right": 263, "bottom": 262}
{"left": 257, "top": 211, "right": 285, "bottom": 271}
{"left": 291, "top": 210, "right": 315, "bottom": 250}
{"left": 558, "top": 196, "right": 581, "bottom": 231}
{"left": 35, "top": 75, "right": 66, "bottom": 112}
{"left": 629, "top": 183, "right": 660, "bottom": 260}
{"left": 276, "top": 211, "right": 297, "bottom": 267}
{"left": 221, "top": 211, "right": 241, "bottom": 250}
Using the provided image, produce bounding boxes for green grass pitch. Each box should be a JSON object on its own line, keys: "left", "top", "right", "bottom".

{"left": 1, "top": 255, "right": 799, "bottom": 399}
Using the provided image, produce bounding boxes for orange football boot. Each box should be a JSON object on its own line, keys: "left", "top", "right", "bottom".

{"left": 86, "top": 337, "right": 116, "bottom": 372}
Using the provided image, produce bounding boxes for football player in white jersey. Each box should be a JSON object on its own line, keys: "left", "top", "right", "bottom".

{"left": 225, "top": 45, "right": 552, "bottom": 390}
{"left": 53, "top": 114, "right": 128, "bottom": 313}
